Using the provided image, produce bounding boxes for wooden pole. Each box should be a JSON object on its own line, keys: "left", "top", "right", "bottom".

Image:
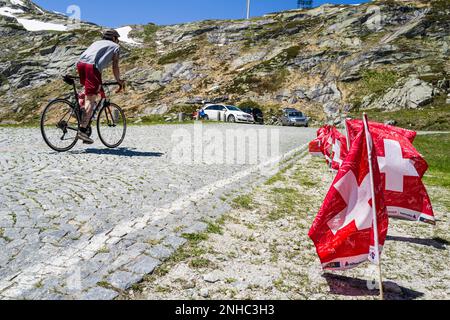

{"left": 362, "top": 113, "right": 384, "bottom": 300}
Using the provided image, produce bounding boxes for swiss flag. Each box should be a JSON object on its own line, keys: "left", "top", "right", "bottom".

{"left": 331, "top": 127, "right": 348, "bottom": 170}
{"left": 346, "top": 120, "right": 435, "bottom": 224}
{"left": 319, "top": 127, "right": 333, "bottom": 165}
{"left": 309, "top": 127, "right": 389, "bottom": 270}
{"left": 346, "top": 120, "right": 417, "bottom": 145}
{"left": 309, "top": 139, "right": 322, "bottom": 157}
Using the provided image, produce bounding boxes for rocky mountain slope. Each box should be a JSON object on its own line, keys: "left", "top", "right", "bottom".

{"left": 0, "top": 0, "right": 449, "bottom": 128}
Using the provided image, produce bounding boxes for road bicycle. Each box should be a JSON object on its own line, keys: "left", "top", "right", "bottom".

{"left": 40, "top": 75, "right": 127, "bottom": 152}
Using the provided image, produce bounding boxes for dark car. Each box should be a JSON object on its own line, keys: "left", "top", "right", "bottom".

{"left": 240, "top": 107, "right": 264, "bottom": 124}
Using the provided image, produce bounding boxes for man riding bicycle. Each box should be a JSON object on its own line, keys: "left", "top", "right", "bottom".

{"left": 76, "top": 29, "right": 125, "bottom": 144}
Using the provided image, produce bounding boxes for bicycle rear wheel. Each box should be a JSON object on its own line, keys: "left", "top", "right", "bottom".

{"left": 41, "top": 99, "right": 79, "bottom": 152}
{"left": 97, "top": 102, "right": 126, "bottom": 149}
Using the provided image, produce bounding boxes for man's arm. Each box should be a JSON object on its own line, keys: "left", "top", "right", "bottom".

{"left": 112, "top": 53, "right": 124, "bottom": 92}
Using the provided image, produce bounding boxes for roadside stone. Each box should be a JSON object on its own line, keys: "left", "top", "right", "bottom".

{"left": 200, "top": 288, "right": 209, "bottom": 298}
{"left": 203, "top": 272, "right": 220, "bottom": 284}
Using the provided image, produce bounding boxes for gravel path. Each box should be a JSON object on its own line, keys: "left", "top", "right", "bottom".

{"left": 0, "top": 123, "right": 316, "bottom": 300}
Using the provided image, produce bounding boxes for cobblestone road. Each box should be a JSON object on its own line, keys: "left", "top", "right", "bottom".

{"left": 0, "top": 123, "right": 316, "bottom": 299}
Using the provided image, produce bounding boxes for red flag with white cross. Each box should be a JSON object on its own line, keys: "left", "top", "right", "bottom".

{"left": 309, "top": 139, "right": 323, "bottom": 157}
{"left": 346, "top": 120, "right": 417, "bottom": 146}
{"left": 346, "top": 120, "right": 435, "bottom": 224}
{"left": 331, "top": 127, "right": 348, "bottom": 170}
{"left": 309, "top": 127, "right": 389, "bottom": 270}
{"left": 319, "top": 127, "right": 333, "bottom": 165}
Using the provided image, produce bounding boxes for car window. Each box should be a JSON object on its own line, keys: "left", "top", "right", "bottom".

{"left": 226, "top": 106, "right": 241, "bottom": 112}
{"left": 289, "top": 112, "right": 303, "bottom": 117}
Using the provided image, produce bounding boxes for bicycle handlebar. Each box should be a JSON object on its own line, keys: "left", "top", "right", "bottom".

{"left": 103, "top": 81, "right": 125, "bottom": 93}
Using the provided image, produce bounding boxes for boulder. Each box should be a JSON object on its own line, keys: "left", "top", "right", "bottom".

{"left": 368, "top": 77, "right": 434, "bottom": 111}
{"left": 307, "top": 83, "right": 341, "bottom": 103}
{"left": 39, "top": 45, "right": 56, "bottom": 56}
{"left": 323, "top": 101, "right": 340, "bottom": 118}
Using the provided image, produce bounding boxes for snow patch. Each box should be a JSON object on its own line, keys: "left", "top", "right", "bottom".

{"left": 17, "top": 18, "right": 67, "bottom": 31}
{"left": 0, "top": 6, "right": 24, "bottom": 17}
{"left": 115, "top": 26, "right": 142, "bottom": 45}
{"left": 1, "top": 6, "right": 67, "bottom": 31}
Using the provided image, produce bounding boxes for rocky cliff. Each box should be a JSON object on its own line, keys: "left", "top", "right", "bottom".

{"left": 0, "top": 0, "right": 449, "bottom": 128}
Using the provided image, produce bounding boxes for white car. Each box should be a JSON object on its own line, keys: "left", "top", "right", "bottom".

{"left": 202, "top": 104, "right": 254, "bottom": 123}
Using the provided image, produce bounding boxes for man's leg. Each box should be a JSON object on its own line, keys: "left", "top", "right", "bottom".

{"left": 78, "top": 94, "right": 96, "bottom": 144}
{"left": 81, "top": 95, "right": 97, "bottom": 129}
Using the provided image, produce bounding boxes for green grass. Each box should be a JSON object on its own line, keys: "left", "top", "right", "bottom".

{"left": 189, "top": 257, "right": 212, "bottom": 269}
{"left": 181, "top": 233, "right": 208, "bottom": 244}
{"left": 231, "top": 195, "right": 253, "bottom": 209}
{"left": 158, "top": 45, "right": 198, "bottom": 65}
{"left": 350, "top": 69, "right": 400, "bottom": 108}
{"left": 414, "top": 133, "right": 450, "bottom": 189}
{"left": 142, "top": 24, "right": 159, "bottom": 43}
{"left": 268, "top": 187, "right": 298, "bottom": 221}
{"left": 351, "top": 104, "right": 450, "bottom": 131}
{"left": 206, "top": 221, "right": 223, "bottom": 235}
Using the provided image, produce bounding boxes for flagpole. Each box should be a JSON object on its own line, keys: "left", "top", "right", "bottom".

{"left": 362, "top": 113, "right": 384, "bottom": 300}
{"left": 344, "top": 118, "right": 351, "bottom": 150}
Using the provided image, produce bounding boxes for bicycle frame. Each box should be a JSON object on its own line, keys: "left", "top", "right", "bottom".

{"left": 58, "top": 76, "right": 118, "bottom": 133}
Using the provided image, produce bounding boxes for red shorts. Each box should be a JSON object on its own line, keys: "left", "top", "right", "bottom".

{"left": 77, "top": 62, "right": 103, "bottom": 96}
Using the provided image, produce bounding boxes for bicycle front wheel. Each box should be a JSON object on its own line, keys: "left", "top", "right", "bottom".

{"left": 41, "top": 99, "right": 79, "bottom": 152}
{"left": 97, "top": 103, "right": 127, "bottom": 149}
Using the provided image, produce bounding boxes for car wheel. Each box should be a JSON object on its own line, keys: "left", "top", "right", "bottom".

{"left": 228, "top": 115, "right": 236, "bottom": 123}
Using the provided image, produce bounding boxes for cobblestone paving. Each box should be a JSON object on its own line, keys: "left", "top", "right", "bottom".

{"left": 0, "top": 123, "right": 316, "bottom": 299}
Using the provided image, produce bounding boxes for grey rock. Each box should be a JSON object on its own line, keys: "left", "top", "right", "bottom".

{"left": 125, "top": 255, "right": 159, "bottom": 275}
{"left": 107, "top": 271, "right": 142, "bottom": 290}
{"left": 307, "top": 83, "right": 341, "bottom": 104}
{"left": 80, "top": 286, "right": 118, "bottom": 300}
{"left": 200, "top": 288, "right": 209, "bottom": 298}
{"left": 146, "top": 244, "right": 173, "bottom": 261}
{"left": 369, "top": 77, "right": 434, "bottom": 111}
{"left": 203, "top": 272, "right": 220, "bottom": 283}
{"left": 163, "top": 235, "right": 187, "bottom": 249}
{"left": 384, "top": 120, "right": 397, "bottom": 126}
{"left": 39, "top": 45, "right": 56, "bottom": 56}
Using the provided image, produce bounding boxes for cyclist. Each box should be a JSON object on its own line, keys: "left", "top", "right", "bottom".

{"left": 76, "top": 29, "right": 125, "bottom": 144}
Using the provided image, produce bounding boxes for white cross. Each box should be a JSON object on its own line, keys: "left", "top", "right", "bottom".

{"left": 332, "top": 140, "right": 342, "bottom": 166}
{"left": 377, "top": 139, "right": 419, "bottom": 193}
{"left": 328, "top": 171, "right": 373, "bottom": 235}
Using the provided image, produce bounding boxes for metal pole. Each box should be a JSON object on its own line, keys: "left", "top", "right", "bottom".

{"left": 362, "top": 113, "right": 384, "bottom": 301}
{"left": 247, "top": 0, "right": 251, "bottom": 19}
